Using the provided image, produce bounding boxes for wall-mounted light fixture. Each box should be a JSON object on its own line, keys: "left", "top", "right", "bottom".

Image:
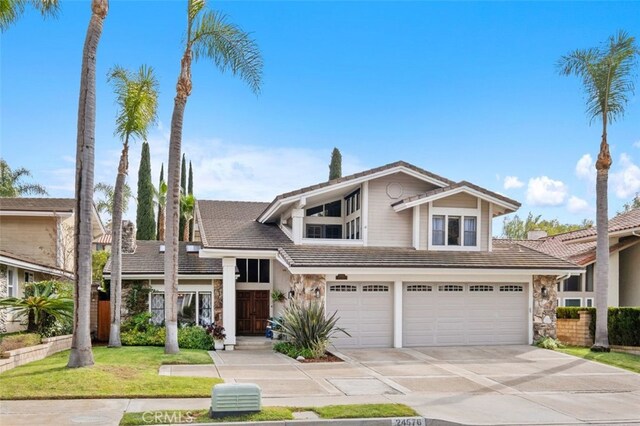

{"left": 288, "top": 290, "right": 295, "bottom": 299}
{"left": 314, "top": 287, "right": 321, "bottom": 298}
{"left": 541, "top": 286, "right": 549, "bottom": 298}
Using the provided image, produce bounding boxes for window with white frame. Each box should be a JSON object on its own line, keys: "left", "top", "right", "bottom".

{"left": 344, "top": 189, "right": 362, "bottom": 240}
{"left": 7, "top": 268, "right": 17, "bottom": 297}
{"left": 24, "top": 272, "right": 35, "bottom": 283}
{"left": 306, "top": 200, "right": 341, "bottom": 217}
{"left": 585, "top": 298, "right": 594, "bottom": 307}
{"left": 199, "top": 292, "right": 212, "bottom": 326}
{"left": 236, "top": 259, "right": 270, "bottom": 283}
{"left": 432, "top": 214, "right": 478, "bottom": 247}
{"left": 150, "top": 291, "right": 213, "bottom": 326}
{"left": 563, "top": 298, "right": 581, "bottom": 307}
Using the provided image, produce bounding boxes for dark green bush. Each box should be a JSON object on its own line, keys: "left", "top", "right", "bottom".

{"left": 178, "top": 325, "right": 214, "bottom": 350}
{"left": 121, "top": 324, "right": 213, "bottom": 350}
{"left": 273, "top": 341, "right": 314, "bottom": 359}
{"left": 556, "top": 307, "right": 640, "bottom": 346}
{"left": 122, "top": 312, "right": 154, "bottom": 333}
{"left": 121, "top": 326, "right": 165, "bottom": 347}
{"left": 556, "top": 307, "right": 595, "bottom": 319}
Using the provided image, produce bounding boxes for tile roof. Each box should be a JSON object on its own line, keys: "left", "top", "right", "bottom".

{"left": 559, "top": 207, "right": 640, "bottom": 242}
{"left": 103, "top": 241, "right": 222, "bottom": 276}
{"left": 94, "top": 234, "right": 112, "bottom": 245}
{"left": 0, "top": 197, "right": 75, "bottom": 212}
{"left": 197, "top": 200, "right": 293, "bottom": 250}
{"left": 277, "top": 240, "right": 581, "bottom": 270}
{"left": 391, "top": 180, "right": 520, "bottom": 208}
{"left": 258, "top": 161, "right": 456, "bottom": 220}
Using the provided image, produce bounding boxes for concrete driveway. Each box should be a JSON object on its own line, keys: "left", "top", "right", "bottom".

{"left": 1, "top": 345, "right": 638, "bottom": 425}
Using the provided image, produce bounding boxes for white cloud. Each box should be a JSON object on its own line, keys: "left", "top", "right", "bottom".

{"left": 526, "top": 176, "right": 568, "bottom": 206}
{"left": 567, "top": 195, "right": 590, "bottom": 214}
{"left": 575, "top": 154, "right": 596, "bottom": 183}
{"left": 612, "top": 153, "right": 640, "bottom": 199}
{"left": 503, "top": 176, "right": 524, "bottom": 190}
{"left": 633, "top": 140, "right": 640, "bottom": 148}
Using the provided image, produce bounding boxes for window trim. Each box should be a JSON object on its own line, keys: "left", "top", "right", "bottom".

{"left": 428, "top": 203, "right": 482, "bottom": 251}
{"left": 562, "top": 297, "right": 582, "bottom": 307}
{"left": 149, "top": 290, "right": 214, "bottom": 326}
{"left": 7, "top": 267, "right": 17, "bottom": 297}
{"left": 236, "top": 258, "right": 271, "bottom": 283}
{"left": 585, "top": 297, "right": 594, "bottom": 308}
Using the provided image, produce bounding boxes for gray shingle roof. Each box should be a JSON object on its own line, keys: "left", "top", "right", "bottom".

{"left": 103, "top": 241, "right": 222, "bottom": 276}
{"left": 197, "top": 200, "right": 293, "bottom": 250}
{"left": 0, "top": 197, "right": 75, "bottom": 212}
{"left": 277, "top": 240, "right": 581, "bottom": 270}
{"left": 392, "top": 180, "right": 520, "bottom": 208}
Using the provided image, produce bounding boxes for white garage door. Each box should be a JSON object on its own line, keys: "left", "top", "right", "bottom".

{"left": 403, "top": 283, "right": 528, "bottom": 346}
{"left": 326, "top": 282, "right": 393, "bottom": 348}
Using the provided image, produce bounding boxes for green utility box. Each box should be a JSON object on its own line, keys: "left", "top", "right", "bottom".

{"left": 209, "top": 383, "right": 262, "bottom": 418}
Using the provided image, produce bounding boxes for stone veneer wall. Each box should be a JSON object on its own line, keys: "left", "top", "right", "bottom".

{"left": 289, "top": 274, "right": 326, "bottom": 305}
{"left": 557, "top": 310, "right": 593, "bottom": 347}
{"left": 213, "top": 279, "right": 223, "bottom": 324}
{"left": 0, "top": 265, "right": 7, "bottom": 333}
{"left": 533, "top": 275, "right": 558, "bottom": 341}
{"left": 121, "top": 220, "right": 137, "bottom": 254}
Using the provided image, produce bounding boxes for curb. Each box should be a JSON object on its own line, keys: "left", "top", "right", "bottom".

{"left": 185, "top": 417, "right": 462, "bottom": 426}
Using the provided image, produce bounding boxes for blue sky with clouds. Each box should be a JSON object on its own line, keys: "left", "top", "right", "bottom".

{"left": 1, "top": 1, "right": 639, "bottom": 234}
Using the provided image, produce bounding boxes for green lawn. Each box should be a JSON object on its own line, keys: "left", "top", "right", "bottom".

{"left": 120, "top": 404, "right": 419, "bottom": 425}
{"left": 0, "top": 346, "right": 221, "bottom": 400}
{"left": 558, "top": 347, "right": 640, "bottom": 374}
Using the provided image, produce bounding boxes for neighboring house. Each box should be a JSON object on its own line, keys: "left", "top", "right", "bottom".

{"left": 93, "top": 233, "right": 112, "bottom": 252}
{"left": 103, "top": 221, "right": 221, "bottom": 327}
{"left": 116, "top": 161, "right": 581, "bottom": 349}
{"left": 0, "top": 197, "right": 104, "bottom": 333}
{"left": 515, "top": 208, "right": 640, "bottom": 308}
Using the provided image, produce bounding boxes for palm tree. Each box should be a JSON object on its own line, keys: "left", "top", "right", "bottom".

{"left": 180, "top": 193, "right": 195, "bottom": 242}
{"left": 68, "top": 0, "right": 109, "bottom": 369}
{"left": 0, "top": 282, "right": 73, "bottom": 333}
{"left": 94, "top": 181, "right": 133, "bottom": 225}
{"left": 163, "top": 0, "right": 262, "bottom": 354}
{"left": 0, "top": 159, "right": 48, "bottom": 197}
{"left": 107, "top": 65, "right": 159, "bottom": 348}
{"left": 154, "top": 178, "right": 168, "bottom": 241}
{"left": 558, "top": 31, "right": 639, "bottom": 352}
{"left": 0, "top": 0, "right": 59, "bottom": 31}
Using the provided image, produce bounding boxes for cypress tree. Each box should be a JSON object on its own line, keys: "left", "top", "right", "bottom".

{"left": 136, "top": 141, "right": 156, "bottom": 240}
{"left": 187, "top": 161, "right": 194, "bottom": 242}
{"left": 157, "top": 163, "right": 164, "bottom": 240}
{"left": 328, "top": 147, "right": 342, "bottom": 180}
{"left": 179, "top": 154, "right": 187, "bottom": 241}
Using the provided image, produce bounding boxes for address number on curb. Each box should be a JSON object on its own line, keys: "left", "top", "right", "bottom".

{"left": 391, "top": 418, "right": 425, "bottom": 426}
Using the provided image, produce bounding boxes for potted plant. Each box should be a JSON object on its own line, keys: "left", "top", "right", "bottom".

{"left": 207, "top": 324, "right": 226, "bottom": 350}
{"left": 271, "top": 289, "right": 286, "bottom": 304}
{"left": 269, "top": 316, "right": 284, "bottom": 340}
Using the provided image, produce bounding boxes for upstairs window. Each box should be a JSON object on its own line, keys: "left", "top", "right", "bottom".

{"left": 432, "top": 214, "right": 478, "bottom": 247}
{"left": 306, "top": 224, "right": 342, "bottom": 239}
{"left": 562, "top": 275, "right": 581, "bottom": 292}
{"left": 432, "top": 216, "right": 445, "bottom": 245}
{"left": 464, "top": 217, "right": 477, "bottom": 246}
{"left": 447, "top": 216, "right": 461, "bottom": 246}
{"left": 236, "top": 258, "right": 270, "bottom": 283}
{"left": 345, "top": 189, "right": 361, "bottom": 216}
{"left": 306, "top": 200, "right": 341, "bottom": 217}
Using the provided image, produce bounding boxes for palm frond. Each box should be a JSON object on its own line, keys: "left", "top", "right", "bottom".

{"left": 0, "top": 0, "right": 59, "bottom": 32}
{"left": 191, "top": 10, "right": 263, "bottom": 94}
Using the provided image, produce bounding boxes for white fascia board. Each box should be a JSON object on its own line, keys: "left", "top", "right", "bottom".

{"left": 300, "top": 238, "right": 364, "bottom": 246}
{"left": 284, "top": 266, "right": 584, "bottom": 276}
{"left": 0, "top": 256, "right": 73, "bottom": 278}
{"left": 258, "top": 166, "right": 450, "bottom": 223}
{"left": 199, "top": 248, "right": 278, "bottom": 258}
{"left": 103, "top": 273, "right": 223, "bottom": 280}
{"left": 393, "top": 186, "right": 519, "bottom": 213}
{"left": 0, "top": 210, "right": 73, "bottom": 218}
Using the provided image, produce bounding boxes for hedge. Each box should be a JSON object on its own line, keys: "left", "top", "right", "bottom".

{"left": 556, "top": 307, "right": 640, "bottom": 346}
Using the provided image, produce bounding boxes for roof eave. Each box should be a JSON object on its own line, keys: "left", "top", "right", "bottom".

{"left": 393, "top": 185, "right": 520, "bottom": 213}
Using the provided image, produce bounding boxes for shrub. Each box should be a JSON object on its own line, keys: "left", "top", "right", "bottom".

{"left": 121, "top": 324, "right": 213, "bottom": 350}
{"left": 178, "top": 325, "right": 213, "bottom": 350}
{"left": 0, "top": 333, "right": 41, "bottom": 352}
{"left": 270, "top": 302, "right": 349, "bottom": 352}
{"left": 124, "top": 281, "right": 152, "bottom": 317}
{"left": 122, "top": 312, "right": 154, "bottom": 333}
{"left": 206, "top": 324, "right": 226, "bottom": 341}
{"left": 121, "top": 326, "right": 165, "bottom": 347}
{"left": 556, "top": 307, "right": 640, "bottom": 346}
{"left": 92, "top": 251, "right": 110, "bottom": 286}
{"left": 273, "top": 341, "right": 314, "bottom": 359}
{"left": 556, "top": 307, "right": 595, "bottom": 319}
{"left": 535, "top": 336, "right": 563, "bottom": 350}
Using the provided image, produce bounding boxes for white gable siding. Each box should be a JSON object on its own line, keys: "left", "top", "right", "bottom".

{"left": 368, "top": 173, "right": 438, "bottom": 247}
{"left": 432, "top": 192, "right": 477, "bottom": 208}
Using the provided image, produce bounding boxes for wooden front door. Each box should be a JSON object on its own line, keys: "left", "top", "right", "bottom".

{"left": 236, "top": 290, "right": 270, "bottom": 335}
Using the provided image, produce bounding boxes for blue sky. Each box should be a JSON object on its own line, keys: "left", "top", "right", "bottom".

{"left": 2, "top": 1, "right": 639, "bottom": 234}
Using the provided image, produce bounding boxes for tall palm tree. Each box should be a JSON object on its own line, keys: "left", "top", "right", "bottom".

{"left": 180, "top": 193, "right": 195, "bottom": 242}
{"left": 558, "top": 31, "right": 639, "bottom": 351}
{"left": 163, "top": 0, "right": 262, "bottom": 353}
{"left": 68, "top": 0, "right": 109, "bottom": 369}
{"left": 94, "top": 181, "right": 133, "bottom": 225}
{"left": 155, "top": 178, "right": 168, "bottom": 241}
{"left": 107, "top": 65, "right": 159, "bottom": 347}
{"left": 0, "top": 159, "right": 48, "bottom": 196}
{"left": 0, "top": 0, "right": 59, "bottom": 31}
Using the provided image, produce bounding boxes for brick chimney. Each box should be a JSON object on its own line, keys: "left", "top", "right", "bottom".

{"left": 527, "top": 230, "right": 548, "bottom": 240}
{"left": 122, "top": 220, "right": 137, "bottom": 253}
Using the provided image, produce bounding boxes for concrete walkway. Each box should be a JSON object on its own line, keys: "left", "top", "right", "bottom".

{"left": 1, "top": 345, "right": 639, "bottom": 425}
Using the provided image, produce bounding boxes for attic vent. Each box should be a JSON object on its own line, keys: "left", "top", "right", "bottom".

{"left": 186, "top": 245, "right": 201, "bottom": 253}
{"left": 159, "top": 245, "right": 165, "bottom": 253}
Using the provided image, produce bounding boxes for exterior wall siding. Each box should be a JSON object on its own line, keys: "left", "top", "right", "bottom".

{"left": 480, "top": 201, "right": 489, "bottom": 251}
{"left": 419, "top": 204, "right": 429, "bottom": 250}
{"left": 432, "top": 192, "right": 477, "bottom": 208}
{"left": 0, "top": 216, "right": 58, "bottom": 267}
{"left": 620, "top": 243, "right": 640, "bottom": 306}
{"left": 368, "top": 173, "right": 438, "bottom": 247}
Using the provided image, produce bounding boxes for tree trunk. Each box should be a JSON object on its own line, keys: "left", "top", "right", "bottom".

{"left": 593, "top": 129, "right": 611, "bottom": 352}
{"left": 108, "top": 140, "right": 128, "bottom": 347}
{"left": 68, "top": 0, "right": 108, "bottom": 368}
{"left": 158, "top": 205, "right": 165, "bottom": 241}
{"left": 164, "top": 48, "right": 192, "bottom": 355}
{"left": 183, "top": 219, "right": 190, "bottom": 242}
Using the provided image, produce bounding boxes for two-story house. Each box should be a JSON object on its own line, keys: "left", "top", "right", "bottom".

{"left": 0, "top": 197, "right": 104, "bottom": 332}
{"left": 112, "top": 161, "right": 582, "bottom": 349}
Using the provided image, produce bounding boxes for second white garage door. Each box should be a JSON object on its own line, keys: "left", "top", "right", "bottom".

{"left": 326, "top": 282, "right": 393, "bottom": 348}
{"left": 403, "top": 283, "right": 528, "bottom": 346}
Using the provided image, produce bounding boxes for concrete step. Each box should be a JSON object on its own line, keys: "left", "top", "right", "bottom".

{"left": 235, "top": 337, "right": 275, "bottom": 351}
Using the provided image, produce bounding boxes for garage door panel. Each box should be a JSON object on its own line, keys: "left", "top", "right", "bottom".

{"left": 404, "top": 282, "right": 528, "bottom": 347}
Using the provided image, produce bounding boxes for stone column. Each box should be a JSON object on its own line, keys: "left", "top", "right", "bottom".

{"left": 532, "top": 275, "right": 558, "bottom": 341}
{"left": 213, "top": 279, "right": 223, "bottom": 325}
{"left": 289, "top": 274, "right": 326, "bottom": 305}
{"left": 222, "top": 258, "right": 236, "bottom": 349}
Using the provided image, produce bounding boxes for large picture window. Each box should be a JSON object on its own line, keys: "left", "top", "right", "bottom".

{"left": 306, "top": 224, "right": 342, "bottom": 239}
{"left": 306, "top": 200, "right": 341, "bottom": 217}
{"left": 150, "top": 291, "right": 213, "bottom": 326}
{"left": 236, "top": 258, "right": 270, "bottom": 283}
